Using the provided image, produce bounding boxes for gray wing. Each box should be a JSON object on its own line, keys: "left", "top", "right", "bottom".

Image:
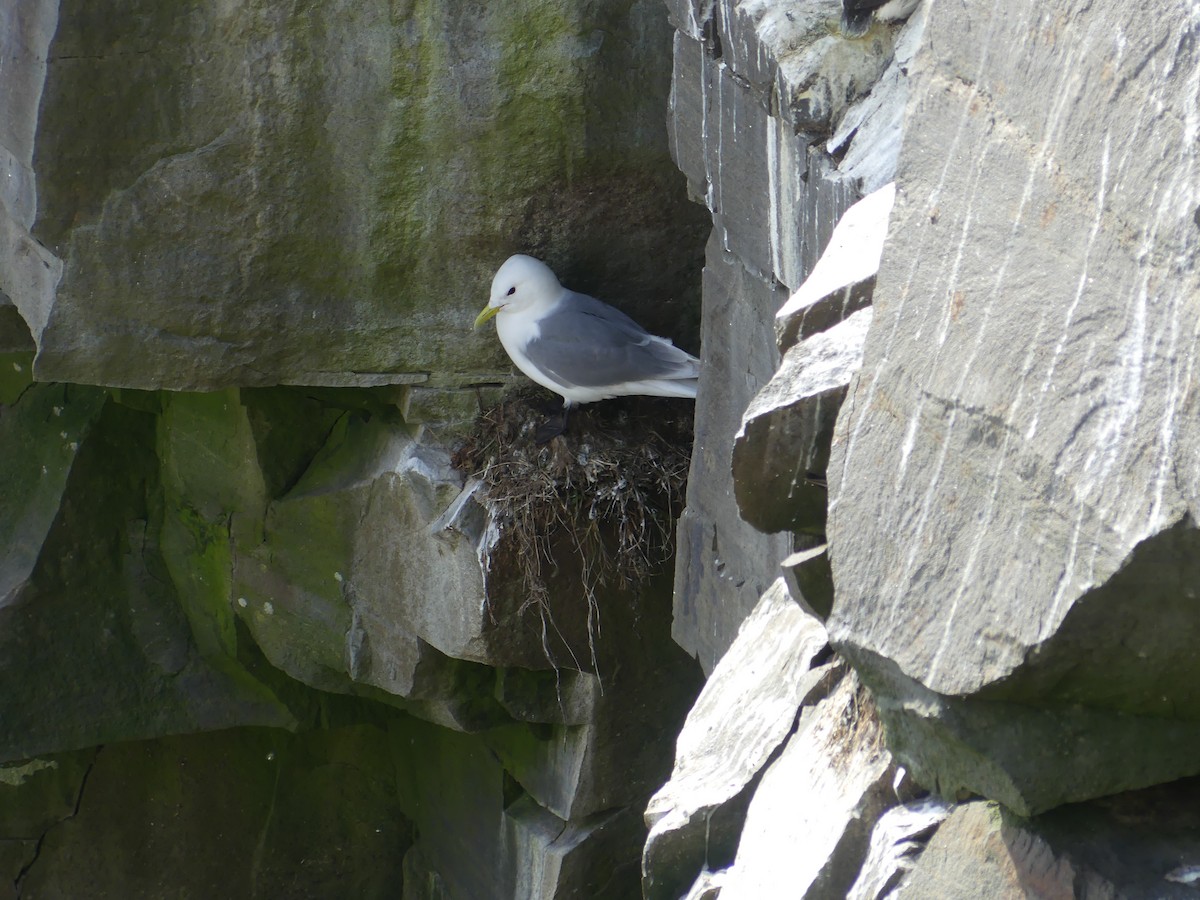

{"left": 526, "top": 291, "right": 698, "bottom": 389}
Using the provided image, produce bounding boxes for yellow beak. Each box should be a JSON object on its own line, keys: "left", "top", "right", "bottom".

{"left": 474, "top": 304, "right": 501, "bottom": 329}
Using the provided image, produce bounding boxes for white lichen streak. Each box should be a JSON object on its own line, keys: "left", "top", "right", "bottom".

{"left": 929, "top": 19, "right": 1109, "bottom": 672}
{"left": 833, "top": 3, "right": 1007, "bottom": 506}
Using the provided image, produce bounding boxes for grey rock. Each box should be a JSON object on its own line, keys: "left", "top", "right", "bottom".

{"left": 680, "top": 867, "right": 728, "bottom": 900}
{"left": 1030, "top": 777, "right": 1200, "bottom": 900}
{"left": 664, "top": 0, "right": 715, "bottom": 43}
{"left": 16, "top": 728, "right": 409, "bottom": 898}
{"left": 900, "top": 803, "right": 1087, "bottom": 899}
{"left": 0, "top": 302, "right": 34, "bottom": 354}
{"left": 773, "top": 12, "right": 898, "bottom": 136}
{"left": 394, "top": 715, "right": 650, "bottom": 900}
{"left": 0, "top": 215, "right": 60, "bottom": 351}
{"left": 0, "top": 0, "right": 55, "bottom": 230}
{"left": 720, "top": 670, "right": 895, "bottom": 899}
{"left": 733, "top": 306, "right": 872, "bottom": 534}
{"left": 828, "top": 4, "right": 927, "bottom": 192}
{"left": 854, "top": 644, "right": 1200, "bottom": 817}
{"left": 668, "top": 23, "right": 857, "bottom": 291}
{"left": 0, "top": 397, "right": 298, "bottom": 763}
{"left": 894, "top": 796, "right": 1200, "bottom": 900}
{"left": 488, "top": 630, "right": 701, "bottom": 824}
{"left": 672, "top": 233, "right": 792, "bottom": 673}
{"left": 775, "top": 181, "right": 896, "bottom": 352}
{"left": 643, "top": 578, "right": 833, "bottom": 899}
{"left": 781, "top": 543, "right": 835, "bottom": 620}
{"left": 506, "top": 799, "right": 643, "bottom": 900}
{"left": 668, "top": 0, "right": 871, "bottom": 670}
{"left": 17, "top": 0, "right": 703, "bottom": 391}
{"left": 847, "top": 797, "right": 951, "bottom": 900}
{"left": 0, "top": 384, "right": 105, "bottom": 606}
{"left": 827, "top": 0, "right": 1200, "bottom": 814}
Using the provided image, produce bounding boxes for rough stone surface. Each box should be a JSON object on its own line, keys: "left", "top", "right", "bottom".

{"left": 667, "top": 0, "right": 870, "bottom": 670}
{"left": 828, "top": 4, "right": 928, "bottom": 193}
{"left": 898, "top": 788, "right": 1200, "bottom": 900}
{"left": 720, "top": 671, "right": 895, "bottom": 899}
{"left": 17, "top": 0, "right": 1200, "bottom": 890}
{"left": 781, "top": 543, "right": 835, "bottom": 620}
{"left": 731, "top": 180, "right": 895, "bottom": 537}
{"left": 673, "top": 233, "right": 793, "bottom": 673}
{"left": 828, "top": 0, "right": 1200, "bottom": 814}
{"left": 643, "top": 578, "right": 832, "bottom": 899}
{"left": 11, "top": 0, "right": 706, "bottom": 392}
{"left": 13, "top": 727, "right": 409, "bottom": 899}
{"left": 733, "top": 307, "right": 872, "bottom": 534}
{"left": 0, "top": 0, "right": 718, "bottom": 890}
{"left": 0, "top": 395, "right": 300, "bottom": 763}
{"left": 846, "top": 797, "right": 950, "bottom": 900}
{"left": 0, "top": 0, "right": 61, "bottom": 352}
{"left": 0, "top": 378, "right": 703, "bottom": 894}
{"left": 902, "top": 803, "right": 1095, "bottom": 899}
{"left": 775, "top": 181, "right": 896, "bottom": 352}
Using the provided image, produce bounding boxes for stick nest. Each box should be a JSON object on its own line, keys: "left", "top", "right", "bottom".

{"left": 452, "top": 392, "right": 694, "bottom": 612}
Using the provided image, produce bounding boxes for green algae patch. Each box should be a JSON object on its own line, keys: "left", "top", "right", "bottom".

{"left": 240, "top": 387, "right": 345, "bottom": 499}
{"left": 0, "top": 749, "right": 96, "bottom": 837}
{"left": 0, "top": 398, "right": 296, "bottom": 762}
{"left": 157, "top": 390, "right": 268, "bottom": 661}
{"left": 0, "top": 383, "right": 108, "bottom": 602}
{"left": 0, "top": 351, "right": 34, "bottom": 405}
{"left": 233, "top": 410, "right": 412, "bottom": 694}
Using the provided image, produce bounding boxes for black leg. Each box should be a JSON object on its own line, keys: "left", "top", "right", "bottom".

{"left": 534, "top": 401, "right": 571, "bottom": 444}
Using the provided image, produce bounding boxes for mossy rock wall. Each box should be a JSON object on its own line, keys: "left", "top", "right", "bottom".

{"left": 0, "top": 1, "right": 708, "bottom": 896}
{"left": 17, "top": 0, "right": 706, "bottom": 392}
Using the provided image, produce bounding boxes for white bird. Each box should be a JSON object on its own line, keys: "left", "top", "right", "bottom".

{"left": 474, "top": 256, "right": 699, "bottom": 434}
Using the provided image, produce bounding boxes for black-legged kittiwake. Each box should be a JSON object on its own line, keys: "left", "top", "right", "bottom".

{"left": 474, "top": 255, "right": 699, "bottom": 436}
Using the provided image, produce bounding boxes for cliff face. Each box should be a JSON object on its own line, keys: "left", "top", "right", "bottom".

{"left": 2, "top": 2, "right": 706, "bottom": 897}
{"left": 5, "top": 0, "right": 1200, "bottom": 897}
{"left": 648, "top": 0, "right": 1200, "bottom": 896}
{"left": 829, "top": 0, "right": 1200, "bottom": 816}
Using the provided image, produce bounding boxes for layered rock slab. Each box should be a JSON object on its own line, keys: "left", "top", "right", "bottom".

{"left": 720, "top": 670, "right": 894, "bottom": 899}
{"left": 828, "top": 0, "right": 1200, "bottom": 812}
{"left": 733, "top": 307, "right": 873, "bottom": 535}
{"left": 667, "top": 0, "right": 868, "bottom": 671}
{"left": 903, "top": 782, "right": 1200, "bottom": 900}
{"left": 12, "top": 727, "right": 409, "bottom": 899}
{"left": 642, "top": 578, "right": 833, "bottom": 899}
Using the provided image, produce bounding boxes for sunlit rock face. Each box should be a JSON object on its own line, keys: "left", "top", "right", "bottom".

{"left": 828, "top": 0, "right": 1200, "bottom": 814}
{"left": 732, "top": 183, "right": 896, "bottom": 537}
{"left": 657, "top": 0, "right": 1200, "bottom": 894}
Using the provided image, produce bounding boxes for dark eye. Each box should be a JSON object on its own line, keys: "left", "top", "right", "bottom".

{"left": 506, "top": 286, "right": 516, "bottom": 296}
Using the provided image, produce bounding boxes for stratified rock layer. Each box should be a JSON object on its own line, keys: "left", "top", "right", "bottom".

{"left": 828, "top": 0, "right": 1200, "bottom": 813}
{"left": 665, "top": 0, "right": 866, "bottom": 672}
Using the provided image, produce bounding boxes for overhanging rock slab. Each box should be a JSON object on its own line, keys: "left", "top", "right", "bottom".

{"left": 734, "top": 307, "right": 872, "bottom": 535}
{"left": 775, "top": 181, "right": 895, "bottom": 352}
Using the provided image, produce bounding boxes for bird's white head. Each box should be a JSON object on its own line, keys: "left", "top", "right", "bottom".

{"left": 474, "top": 254, "right": 562, "bottom": 329}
